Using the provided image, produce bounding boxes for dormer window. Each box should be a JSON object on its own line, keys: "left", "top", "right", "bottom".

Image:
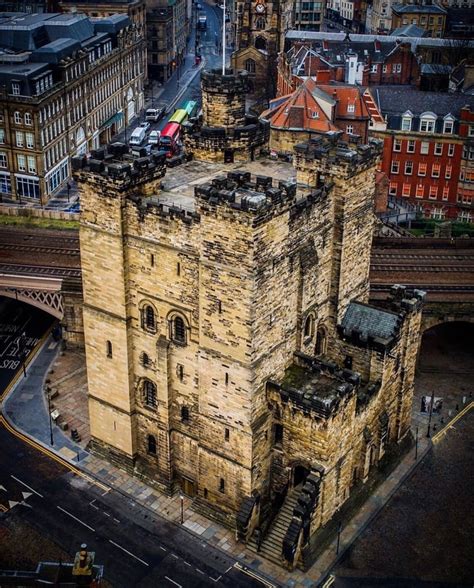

{"left": 419, "top": 112, "right": 437, "bottom": 133}
{"left": 401, "top": 111, "right": 413, "bottom": 131}
{"left": 310, "top": 110, "right": 319, "bottom": 119}
{"left": 443, "top": 115, "right": 454, "bottom": 134}
{"left": 12, "top": 82, "right": 20, "bottom": 96}
{"left": 347, "top": 103, "right": 355, "bottom": 113}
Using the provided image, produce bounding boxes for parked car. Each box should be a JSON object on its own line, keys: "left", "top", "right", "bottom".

{"left": 148, "top": 130, "right": 161, "bottom": 145}
{"left": 129, "top": 126, "right": 147, "bottom": 146}
{"left": 139, "top": 121, "right": 151, "bottom": 132}
{"left": 145, "top": 107, "right": 165, "bottom": 122}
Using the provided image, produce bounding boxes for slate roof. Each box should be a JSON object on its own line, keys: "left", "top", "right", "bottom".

{"left": 340, "top": 302, "right": 401, "bottom": 346}
{"left": 32, "top": 38, "right": 81, "bottom": 63}
{"left": 391, "top": 24, "right": 427, "bottom": 37}
{"left": 392, "top": 3, "right": 446, "bottom": 14}
{"left": 373, "top": 85, "right": 474, "bottom": 117}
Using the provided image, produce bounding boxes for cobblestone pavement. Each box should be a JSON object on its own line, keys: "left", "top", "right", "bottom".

{"left": 3, "top": 321, "right": 473, "bottom": 587}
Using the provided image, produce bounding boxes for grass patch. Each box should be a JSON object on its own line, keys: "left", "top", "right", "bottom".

{"left": 403, "top": 219, "right": 474, "bottom": 238}
{"left": 0, "top": 214, "right": 79, "bottom": 230}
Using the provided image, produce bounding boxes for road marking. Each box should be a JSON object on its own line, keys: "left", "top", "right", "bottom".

{"left": 164, "top": 577, "right": 181, "bottom": 587}
{"left": 211, "top": 575, "right": 222, "bottom": 583}
{"left": 196, "top": 568, "right": 205, "bottom": 575}
{"left": 113, "top": 517, "right": 120, "bottom": 523}
{"left": 108, "top": 540, "right": 149, "bottom": 566}
{"left": 57, "top": 506, "right": 95, "bottom": 532}
{"left": 22, "top": 492, "right": 32, "bottom": 500}
{"left": 159, "top": 546, "right": 167, "bottom": 552}
{"left": 183, "top": 561, "right": 191, "bottom": 567}
{"left": 0, "top": 504, "right": 7, "bottom": 512}
{"left": 0, "top": 485, "right": 6, "bottom": 492}
{"left": 89, "top": 500, "right": 99, "bottom": 510}
{"left": 225, "top": 566, "right": 232, "bottom": 574}
{"left": 171, "top": 553, "right": 179, "bottom": 559}
{"left": 233, "top": 562, "right": 277, "bottom": 587}
{"left": 8, "top": 500, "right": 19, "bottom": 509}
{"left": 11, "top": 475, "right": 43, "bottom": 498}
{"left": 103, "top": 511, "right": 111, "bottom": 517}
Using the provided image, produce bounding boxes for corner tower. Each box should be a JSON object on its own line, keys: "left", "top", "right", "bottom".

{"left": 183, "top": 69, "right": 269, "bottom": 163}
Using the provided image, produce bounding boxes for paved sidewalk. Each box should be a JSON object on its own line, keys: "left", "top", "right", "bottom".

{"left": 2, "top": 337, "right": 467, "bottom": 587}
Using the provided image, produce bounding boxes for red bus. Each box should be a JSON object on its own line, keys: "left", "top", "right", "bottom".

{"left": 160, "top": 122, "right": 180, "bottom": 156}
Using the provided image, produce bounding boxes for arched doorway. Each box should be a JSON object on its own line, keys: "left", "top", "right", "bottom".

{"left": 292, "top": 464, "right": 309, "bottom": 488}
{"left": 415, "top": 321, "right": 474, "bottom": 435}
{"left": 255, "top": 36, "right": 267, "bottom": 51}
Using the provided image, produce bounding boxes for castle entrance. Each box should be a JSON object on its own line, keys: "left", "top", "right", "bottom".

{"left": 292, "top": 465, "right": 309, "bottom": 488}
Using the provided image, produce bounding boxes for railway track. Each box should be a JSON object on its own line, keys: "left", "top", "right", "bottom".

{"left": 0, "top": 242, "right": 80, "bottom": 256}
{"left": 371, "top": 264, "right": 474, "bottom": 273}
{"left": 0, "top": 263, "right": 81, "bottom": 278}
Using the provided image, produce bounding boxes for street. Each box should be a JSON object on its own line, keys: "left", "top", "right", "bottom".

{"left": 0, "top": 297, "right": 55, "bottom": 395}
{"left": 0, "top": 422, "right": 267, "bottom": 587}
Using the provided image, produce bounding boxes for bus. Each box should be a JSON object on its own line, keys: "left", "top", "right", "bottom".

{"left": 197, "top": 13, "right": 207, "bottom": 30}
{"left": 182, "top": 100, "right": 198, "bottom": 118}
{"left": 160, "top": 122, "right": 180, "bottom": 156}
{"left": 168, "top": 108, "right": 188, "bottom": 125}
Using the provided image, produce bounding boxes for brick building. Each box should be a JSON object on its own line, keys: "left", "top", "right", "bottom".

{"left": 372, "top": 86, "right": 474, "bottom": 220}
{"left": 391, "top": 3, "right": 447, "bottom": 38}
{"left": 261, "top": 78, "right": 386, "bottom": 153}
{"left": 0, "top": 12, "right": 145, "bottom": 204}
{"left": 278, "top": 32, "right": 474, "bottom": 96}
{"left": 457, "top": 105, "right": 474, "bottom": 223}
{"left": 76, "top": 102, "right": 424, "bottom": 568}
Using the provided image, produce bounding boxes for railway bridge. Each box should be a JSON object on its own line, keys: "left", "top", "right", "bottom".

{"left": 0, "top": 229, "right": 473, "bottom": 345}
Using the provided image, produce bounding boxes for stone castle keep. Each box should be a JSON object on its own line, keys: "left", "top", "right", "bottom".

{"left": 75, "top": 75, "right": 424, "bottom": 568}
{"left": 183, "top": 69, "right": 269, "bottom": 163}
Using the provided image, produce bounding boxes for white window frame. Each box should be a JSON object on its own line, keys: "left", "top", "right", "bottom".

{"left": 407, "top": 140, "right": 415, "bottom": 153}
{"left": 420, "top": 141, "right": 429, "bottom": 155}
{"left": 0, "top": 152, "right": 7, "bottom": 168}
{"left": 27, "top": 156, "right": 36, "bottom": 174}
{"left": 447, "top": 143, "right": 455, "bottom": 157}
{"left": 12, "top": 82, "right": 20, "bottom": 96}
{"left": 434, "top": 142, "right": 443, "bottom": 156}
{"left": 16, "top": 132, "right": 24, "bottom": 147}
{"left": 14, "top": 111, "right": 22, "bottom": 125}
{"left": 391, "top": 161, "right": 400, "bottom": 174}
{"left": 393, "top": 138, "right": 401, "bottom": 152}
{"left": 26, "top": 132, "right": 34, "bottom": 149}
{"left": 17, "top": 154, "right": 26, "bottom": 172}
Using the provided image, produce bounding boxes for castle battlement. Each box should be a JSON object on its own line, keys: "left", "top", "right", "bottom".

{"left": 194, "top": 170, "right": 330, "bottom": 223}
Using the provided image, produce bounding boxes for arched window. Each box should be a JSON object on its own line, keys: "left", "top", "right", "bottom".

{"left": 304, "top": 315, "right": 315, "bottom": 339}
{"left": 145, "top": 305, "right": 155, "bottom": 329}
{"left": 255, "top": 36, "right": 267, "bottom": 51}
{"left": 255, "top": 16, "right": 265, "bottom": 29}
{"left": 106, "top": 340, "right": 113, "bottom": 358}
{"left": 315, "top": 327, "right": 327, "bottom": 356}
{"left": 181, "top": 406, "right": 189, "bottom": 422}
{"left": 147, "top": 434, "right": 156, "bottom": 454}
{"left": 141, "top": 352, "right": 151, "bottom": 367}
{"left": 172, "top": 316, "right": 186, "bottom": 344}
{"left": 143, "top": 379, "right": 157, "bottom": 407}
{"left": 245, "top": 58, "right": 256, "bottom": 74}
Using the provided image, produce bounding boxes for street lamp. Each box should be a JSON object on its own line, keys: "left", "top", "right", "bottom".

{"left": 426, "top": 388, "right": 436, "bottom": 438}
{"left": 47, "top": 387, "right": 54, "bottom": 446}
{"left": 18, "top": 331, "right": 27, "bottom": 378}
{"left": 180, "top": 494, "right": 184, "bottom": 524}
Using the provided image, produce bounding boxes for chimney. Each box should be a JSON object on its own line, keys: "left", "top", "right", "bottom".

{"left": 322, "top": 39, "right": 329, "bottom": 51}
{"left": 374, "top": 39, "right": 381, "bottom": 52}
{"left": 317, "top": 69, "right": 331, "bottom": 83}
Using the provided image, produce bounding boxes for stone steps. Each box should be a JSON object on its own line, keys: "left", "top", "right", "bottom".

{"left": 247, "top": 488, "right": 301, "bottom": 564}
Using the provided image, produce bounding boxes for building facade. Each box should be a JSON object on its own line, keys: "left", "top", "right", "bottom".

{"left": 391, "top": 3, "right": 447, "bottom": 38}
{"left": 373, "top": 86, "right": 474, "bottom": 220}
{"left": 457, "top": 106, "right": 474, "bottom": 223}
{"left": 76, "top": 120, "right": 423, "bottom": 568}
{"left": 293, "top": 0, "right": 325, "bottom": 31}
{"left": 231, "top": 0, "right": 294, "bottom": 100}
{"left": 59, "top": 0, "right": 146, "bottom": 30}
{"left": 0, "top": 12, "right": 145, "bottom": 204}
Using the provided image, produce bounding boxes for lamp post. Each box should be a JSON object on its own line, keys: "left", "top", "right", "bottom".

{"left": 180, "top": 494, "right": 184, "bottom": 524}
{"left": 426, "top": 388, "right": 436, "bottom": 438}
{"left": 47, "top": 387, "right": 54, "bottom": 446}
{"left": 18, "top": 331, "right": 27, "bottom": 378}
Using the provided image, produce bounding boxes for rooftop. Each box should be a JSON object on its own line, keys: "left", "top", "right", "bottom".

{"left": 340, "top": 301, "right": 401, "bottom": 347}
{"left": 392, "top": 3, "right": 446, "bottom": 14}
{"left": 373, "top": 85, "right": 474, "bottom": 116}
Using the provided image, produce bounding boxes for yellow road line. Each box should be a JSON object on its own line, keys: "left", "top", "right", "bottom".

{"left": 432, "top": 401, "right": 474, "bottom": 445}
{"left": 0, "top": 415, "right": 109, "bottom": 493}
{"left": 0, "top": 504, "right": 7, "bottom": 512}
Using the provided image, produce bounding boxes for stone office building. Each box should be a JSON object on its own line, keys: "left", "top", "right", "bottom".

{"left": 0, "top": 12, "right": 145, "bottom": 204}
{"left": 76, "top": 104, "right": 423, "bottom": 568}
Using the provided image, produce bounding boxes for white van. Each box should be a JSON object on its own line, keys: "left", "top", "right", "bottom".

{"left": 148, "top": 130, "right": 161, "bottom": 145}
{"left": 129, "top": 126, "right": 146, "bottom": 146}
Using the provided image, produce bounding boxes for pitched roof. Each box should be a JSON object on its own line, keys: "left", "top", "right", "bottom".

{"left": 263, "top": 78, "right": 338, "bottom": 132}
{"left": 391, "top": 24, "right": 427, "bottom": 37}
{"left": 392, "top": 3, "right": 446, "bottom": 14}
{"left": 340, "top": 302, "right": 401, "bottom": 346}
{"left": 318, "top": 84, "right": 369, "bottom": 119}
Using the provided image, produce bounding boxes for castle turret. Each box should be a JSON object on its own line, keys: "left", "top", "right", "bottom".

{"left": 183, "top": 68, "right": 269, "bottom": 163}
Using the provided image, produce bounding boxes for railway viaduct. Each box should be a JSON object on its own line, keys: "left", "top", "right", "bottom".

{"left": 0, "top": 228, "right": 473, "bottom": 346}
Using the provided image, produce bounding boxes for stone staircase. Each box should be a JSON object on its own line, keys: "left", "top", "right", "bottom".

{"left": 247, "top": 489, "right": 300, "bottom": 565}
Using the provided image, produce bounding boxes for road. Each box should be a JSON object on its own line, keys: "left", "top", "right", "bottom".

{"left": 0, "top": 422, "right": 268, "bottom": 587}
{"left": 0, "top": 297, "right": 55, "bottom": 395}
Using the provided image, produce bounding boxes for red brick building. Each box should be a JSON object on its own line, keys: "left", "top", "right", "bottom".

{"left": 372, "top": 86, "right": 474, "bottom": 220}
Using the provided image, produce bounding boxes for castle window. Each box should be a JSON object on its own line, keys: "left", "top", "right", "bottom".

{"left": 219, "top": 478, "right": 225, "bottom": 492}
{"left": 255, "top": 16, "right": 265, "bottom": 29}
{"left": 315, "top": 327, "right": 327, "bottom": 356}
{"left": 106, "top": 340, "right": 113, "bottom": 358}
{"left": 150, "top": 253, "right": 155, "bottom": 267}
{"left": 304, "top": 314, "right": 315, "bottom": 339}
{"left": 147, "top": 434, "right": 157, "bottom": 454}
{"left": 172, "top": 316, "right": 186, "bottom": 344}
{"left": 245, "top": 58, "right": 256, "bottom": 74}
{"left": 177, "top": 363, "right": 184, "bottom": 381}
{"left": 143, "top": 379, "right": 157, "bottom": 408}
{"left": 217, "top": 300, "right": 222, "bottom": 313}
{"left": 142, "top": 304, "right": 156, "bottom": 332}
{"left": 177, "top": 262, "right": 181, "bottom": 275}
{"left": 274, "top": 423, "right": 283, "bottom": 446}
{"left": 225, "top": 427, "right": 230, "bottom": 441}
{"left": 225, "top": 372, "right": 229, "bottom": 385}
{"left": 181, "top": 405, "right": 190, "bottom": 422}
